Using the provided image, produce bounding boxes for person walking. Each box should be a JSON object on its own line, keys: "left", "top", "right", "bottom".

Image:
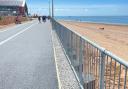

{"left": 42, "top": 16, "right": 46, "bottom": 23}
{"left": 15, "top": 16, "right": 21, "bottom": 24}
{"left": 38, "top": 16, "right": 41, "bottom": 23}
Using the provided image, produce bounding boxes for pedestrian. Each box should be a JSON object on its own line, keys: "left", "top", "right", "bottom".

{"left": 15, "top": 15, "right": 21, "bottom": 24}
{"left": 47, "top": 16, "right": 50, "bottom": 20}
{"left": 42, "top": 16, "right": 46, "bottom": 23}
{"left": 38, "top": 16, "right": 41, "bottom": 23}
{"left": 15, "top": 16, "right": 18, "bottom": 24}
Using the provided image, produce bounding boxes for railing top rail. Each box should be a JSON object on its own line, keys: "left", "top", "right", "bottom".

{"left": 53, "top": 19, "right": 128, "bottom": 68}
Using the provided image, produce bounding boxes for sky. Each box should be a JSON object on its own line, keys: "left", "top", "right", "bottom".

{"left": 26, "top": 0, "right": 128, "bottom": 16}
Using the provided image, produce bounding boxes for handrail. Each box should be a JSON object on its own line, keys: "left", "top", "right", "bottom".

{"left": 53, "top": 19, "right": 128, "bottom": 67}
{"left": 52, "top": 18, "right": 128, "bottom": 89}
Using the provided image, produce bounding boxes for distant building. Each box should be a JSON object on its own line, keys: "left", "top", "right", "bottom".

{"left": 0, "top": 0, "right": 28, "bottom": 16}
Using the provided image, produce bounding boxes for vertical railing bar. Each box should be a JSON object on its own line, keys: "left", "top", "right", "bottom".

{"left": 83, "top": 40, "right": 86, "bottom": 89}
{"left": 77, "top": 36, "right": 79, "bottom": 62}
{"left": 64, "top": 28, "right": 66, "bottom": 52}
{"left": 65, "top": 29, "right": 68, "bottom": 52}
{"left": 92, "top": 46, "right": 95, "bottom": 75}
{"left": 89, "top": 44, "right": 92, "bottom": 75}
{"left": 62, "top": 26, "right": 64, "bottom": 45}
{"left": 67, "top": 29, "right": 69, "bottom": 56}
{"left": 68, "top": 29, "right": 71, "bottom": 54}
{"left": 66, "top": 29, "right": 68, "bottom": 54}
{"left": 64, "top": 28, "right": 66, "bottom": 49}
{"left": 98, "top": 49, "right": 101, "bottom": 89}
{"left": 66, "top": 29, "right": 68, "bottom": 55}
{"left": 71, "top": 31, "right": 73, "bottom": 59}
{"left": 124, "top": 67, "right": 127, "bottom": 89}
{"left": 69, "top": 31, "right": 72, "bottom": 63}
{"left": 104, "top": 54, "right": 106, "bottom": 89}
{"left": 62, "top": 27, "right": 65, "bottom": 47}
{"left": 99, "top": 51, "right": 106, "bottom": 89}
{"left": 92, "top": 46, "right": 95, "bottom": 89}
{"left": 103, "top": 55, "right": 106, "bottom": 89}
{"left": 61, "top": 26, "right": 63, "bottom": 42}
{"left": 87, "top": 42, "right": 90, "bottom": 89}
{"left": 72, "top": 32, "right": 74, "bottom": 65}
{"left": 96, "top": 48, "right": 98, "bottom": 88}
{"left": 105, "top": 56, "right": 109, "bottom": 89}
{"left": 93, "top": 47, "right": 96, "bottom": 76}
{"left": 89, "top": 44, "right": 91, "bottom": 75}
{"left": 109, "top": 58, "right": 112, "bottom": 89}
{"left": 89, "top": 43, "right": 92, "bottom": 89}
{"left": 90, "top": 44, "right": 93, "bottom": 89}
{"left": 94, "top": 47, "right": 97, "bottom": 89}
{"left": 73, "top": 32, "right": 76, "bottom": 64}
{"left": 90, "top": 44, "right": 93, "bottom": 75}
{"left": 113, "top": 60, "right": 117, "bottom": 89}
{"left": 75, "top": 35, "right": 81, "bottom": 77}
{"left": 118, "top": 64, "right": 122, "bottom": 89}
{"left": 79, "top": 36, "right": 84, "bottom": 85}
{"left": 84, "top": 41, "right": 87, "bottom": 89}
{"left": 59, "top": 25, "right": 61, "bottom": 41}
{"left": 86, "top": 42, "right": 89, "bottom": 89}
{"left": 74, "top": 34, "right": 76, "bottom": 68}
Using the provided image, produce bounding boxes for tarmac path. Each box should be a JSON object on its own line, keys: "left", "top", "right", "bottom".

{"left": 0, "top": 20, "right": 58, "bottom": 89}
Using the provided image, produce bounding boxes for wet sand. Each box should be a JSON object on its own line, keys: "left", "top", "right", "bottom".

{"left": 59, "top": 20, "right": 128, "bottom": 61}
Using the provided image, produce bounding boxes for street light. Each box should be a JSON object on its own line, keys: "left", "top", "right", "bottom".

{"left": 49, "top": 0, "right": 51, "bottom": 16}
{"left": 51, "top": 0, "right": 54, "bottom": 18}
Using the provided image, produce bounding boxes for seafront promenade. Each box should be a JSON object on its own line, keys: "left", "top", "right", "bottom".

{"left": 0, "top": 19, "right": 128, "bottom": 89}
{"left": 0, "top": 20, "right": 80, "bottom": 89}
{"left": 0, "top": 20, "right": 58, "bottom": 89}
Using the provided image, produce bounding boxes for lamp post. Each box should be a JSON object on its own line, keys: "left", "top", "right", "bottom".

{"left": 51, "top": 0, "right": 54, "bottom": 18}
{"left": 49, "top": 0, "right": 51, "bottom": 16}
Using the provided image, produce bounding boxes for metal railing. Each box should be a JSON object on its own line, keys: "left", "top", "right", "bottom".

{"left": 51, "top": 19, "right": 128, "bottom": 89}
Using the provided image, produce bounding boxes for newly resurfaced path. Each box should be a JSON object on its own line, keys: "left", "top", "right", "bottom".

{"left": 0, "top": 20, "right": 58, "bottom": 89}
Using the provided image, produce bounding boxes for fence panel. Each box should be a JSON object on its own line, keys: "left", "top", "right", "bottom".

{"left": 52, "top": 19, "right": 128, "bottom": 89}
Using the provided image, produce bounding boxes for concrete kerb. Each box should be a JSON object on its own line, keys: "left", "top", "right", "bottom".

{"left": 51, "top": 29, "right": 81, "bottom": 89}
{"left": 51, "top": 29, "right": 61, "bottom": 89}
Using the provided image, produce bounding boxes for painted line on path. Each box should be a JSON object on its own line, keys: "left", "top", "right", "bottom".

{"left": 0, "top": 22, "right": 37, "bottom": 46}
{"left": 51, "top": 30, "right": 62, "bottom": 89}
{"left": 0, "top": 21, "right": 36, "bottom": 33}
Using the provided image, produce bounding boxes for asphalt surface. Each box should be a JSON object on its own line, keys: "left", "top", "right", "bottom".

{"left": 0, "top": 20, "right": 58, "bottom": 89}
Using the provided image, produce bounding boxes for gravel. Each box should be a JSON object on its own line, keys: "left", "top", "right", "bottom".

{"left": 52, "top": 30, "right": 80, "bottom": 89}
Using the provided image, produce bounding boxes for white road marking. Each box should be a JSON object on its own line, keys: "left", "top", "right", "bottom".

{"left": 51, "top": 30, "right": 62, "bottom": 89}
{"left": 0, "top": 21, "right": 36, "bottom": 33}
{"left": 0, "top": 23, "right": 37, "bottom": 46}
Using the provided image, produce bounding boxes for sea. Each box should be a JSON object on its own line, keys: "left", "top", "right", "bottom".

{"left": 55, "top": 16, "right": 128, "bottom": 25}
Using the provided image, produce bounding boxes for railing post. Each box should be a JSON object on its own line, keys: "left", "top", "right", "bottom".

{"left": 79, "top": 37, "right": 84, "bottom": 85}
{"left": 51, "top": 18, "right": 55, "bottom": 31}
{"left": 99, "top": 51, "right": 106, "bottom": 89}
{"left": 69, "top": 31, "right": 73, "bottom": 64}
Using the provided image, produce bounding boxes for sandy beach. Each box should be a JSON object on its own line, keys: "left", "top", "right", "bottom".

{"left": 59, "top": 20, "right": 128, "bottom": 61}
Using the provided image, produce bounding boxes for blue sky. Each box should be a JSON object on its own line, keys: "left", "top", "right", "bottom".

{"left": 27, "top": 0, "right": 128, "bottom": 16}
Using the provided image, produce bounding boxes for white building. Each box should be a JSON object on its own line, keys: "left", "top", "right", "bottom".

{"left": 0, "top": 0, "right": 28, "bottom": 16}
